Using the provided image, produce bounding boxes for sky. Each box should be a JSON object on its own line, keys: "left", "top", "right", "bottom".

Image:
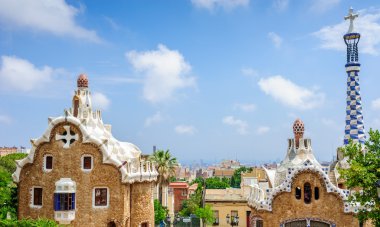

{"left": 1, "top": 0, "right": 380, "bottom": 165}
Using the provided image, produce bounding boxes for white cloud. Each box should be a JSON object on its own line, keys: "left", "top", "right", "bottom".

{"left": 313, "top": 8, "right": 380, "bottom": 55}
{"left": 126, "top": 44, "right": 196, "bottom": 103}
{"left": 92, "top": 92, "right": 110, "bottom": 110}
{"left": 258, "top": 75, "right": 325, "bottom": 110}
{"left": 234, "top": 103, "right": 256, "bottom": 112}
{"left": 145, "top": 112, "right": 163, "bottom": 127}
{"left": 0, "top": 115, "right": 11, "bottom": 125}
{"left": 310, "top": 0, "right": 340, "bottom": 13}
{"left": 0, "top": 55, "right": 54, "bottom": 92}
{"left": 268, "top": 32, "right": 283, "bottom": 48}
{"left": 241, "top": 67, "right": 258, "bottom": 77}
{"left": 0, "top": 0, "right": 100, "bottom": 42}
{"left": 371, "top": 98, "right": 380, "bottom": 110}
{"left": 273, "top": 0, "right": 289, "bottom": 11}
{"left": 256, "top": 126, "right": 270, "bottom": 135}
{"left": 222, "top": 116, "right": 248, "bottom": 135}
{"left": 191, "top": 0, "right": 249, "bottom": 11}
{"left": 175, "top": 125, "right": 196, "bottom": 135}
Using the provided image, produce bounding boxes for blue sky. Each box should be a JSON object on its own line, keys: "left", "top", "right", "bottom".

{"left": 1, "top": 0, "right": 380, "bottom": 165}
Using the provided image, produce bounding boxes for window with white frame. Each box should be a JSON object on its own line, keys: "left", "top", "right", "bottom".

{"left": 81, "top": 155, "right": 93, "bottom": 171}
{"left": 93, "top": 187, "right": 109, "bottom": 208}
{"left": 32, "top": 187, "right": 43, "bottom": 207}
{"left": 44, "top": 155, "right": 53, "bottom": 172}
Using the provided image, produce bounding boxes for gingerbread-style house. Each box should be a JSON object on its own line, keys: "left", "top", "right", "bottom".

{"left": 13, "top": 74, "right": 158, "bottom": 226}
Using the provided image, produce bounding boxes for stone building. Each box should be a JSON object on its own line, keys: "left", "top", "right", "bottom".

{"left": 12, "top": 74, "right": 158, "bottom": 226}
{"left": 247, "top": 119, "right": 363, "bottom": 227}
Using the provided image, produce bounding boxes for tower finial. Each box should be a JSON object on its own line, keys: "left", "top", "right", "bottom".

{"left": 293, "top": 118, "right": 304, "bottom": 148}
{"left": 77, "top": 74, "right": 89, "bottom": 88}
{"left": 344, "top": 7, "right": 359, "bottom": 34}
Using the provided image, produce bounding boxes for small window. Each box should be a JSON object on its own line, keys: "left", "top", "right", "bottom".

{"left": 33, "top": 187, "right": 43, "bottom": 206}
{"left": 93, "top": 188, "right": 108, "bottom": 207}
{"left": 82, "top": 155, "right": 93, "bottom": 171}
{"left": 314, "top": 187, "right": 319, "bottom": 200}
{"left": 54, "top": 193, "right": 75, "bottom": 211}
{"left": 181, "top": 189, "right": 187, "bottom": 196}
{"left": 295, "top": 187, "right": 301, "bottom": 200}
{"left": 213, "top": 210, "right": 219, "bottom": 225}
{"left": 44, "top": 155, "right": 53, "bottom": 171}
{"left": 141, "top": 223, "right": 148, "bottom": 227}
{"left": 256, "top": 220, "right": 263, "bottom": 227}
{"left": 304, "top": 183, "right": 312, "bottom": 204}
{"left": 338, "top": 183, "right": 344, "bottom": 189}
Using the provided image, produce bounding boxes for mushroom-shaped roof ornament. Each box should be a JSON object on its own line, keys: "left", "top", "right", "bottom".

{"left": 77, "top": 74, "right": 88, "bottom": 88}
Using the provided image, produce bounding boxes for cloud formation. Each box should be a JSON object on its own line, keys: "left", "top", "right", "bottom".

{"left": 313, "top": 8, "right": 380, "bottom": 55}
{"left": 0, "top": 115, "right": 11, "bottom": 125}
{"left": 0, "top": 55, "right": 54, "bottom": 92}
{"left": 258, "top": 75, "right": 325, "bottom": 110}
{"left": 273, "top": 0, "right": 289, "bottom": 11}
{"left": 191, "top": 0, "right": 249, "bottom": 11}
{"left": 126, "top": 44, "right": 196, "bottom": 104}
{"left": 371, "top": 98, "right": 380, "bottom": 110}
{"left": 223, "top": 116, "right": 248, "bottom": 135}
{"left": 145, "top": 112, "right": 163, "bottom": 127}
{"left": 256, "top": 126, "right": 270, "bottom": 135}
{"left": 175, "top": 125, "right": 196, "bottom": 135}
{"left": 0, "top": 0, "right": 101, "bottom": 42}
{"left": 234, "top": 103, "right": 256, "bottom": 112}
{"left": 92, "top": 92, "right": 110, "bottom": 110}
{"left": 310, "top": 0, "right": 340, "bottom": 13}
{"left": 268, "top": 32, "right": 283, "bottom": 48}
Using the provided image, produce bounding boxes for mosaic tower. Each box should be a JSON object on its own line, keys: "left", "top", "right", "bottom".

{"left": 343, "top": 7, "right": 366, "bottom": 145}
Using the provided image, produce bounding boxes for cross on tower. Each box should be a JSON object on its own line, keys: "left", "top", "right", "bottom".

{"left": 344, "top": 7, "right": 358, "bottom": 33}
{"left": 55, "top": 125, "right": 78, "bottom": 149}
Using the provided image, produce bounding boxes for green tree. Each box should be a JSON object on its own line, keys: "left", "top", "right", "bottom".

{"left": 179, "top": 184, "right": 203, "bottom": 216}
{"left": 205, "top": 177, "right": 230, "bottom": 189}
{"left": 195, "top": 205, "right": 215, "bottom": 225}
{"left": 149, "top": 149, "right": 178, "bottom": 204}
{"left": 0, "top": 153, "right": 27, "bottom": 220}
{"left": 154, "top": 199, "right": 167, "bottom": 224}
{"left": 0, "top": 153, "right": 27, "bottom": 173}
{"left": 230, "top": 166, "right": 252, "bottom": 188}
{"left": 339, "top": 129, "right": 380, "bottom": 226}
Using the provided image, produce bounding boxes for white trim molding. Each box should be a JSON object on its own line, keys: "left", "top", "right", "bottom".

{"left": 42, "top": 154, "right": 53, "bottom": 173}
{"left": 30, "top": 186, "right": 43, "bottom": 209}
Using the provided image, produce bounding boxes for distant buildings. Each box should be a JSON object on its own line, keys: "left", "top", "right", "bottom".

{"left": 0, "top": 146, "right": 29, "bottom": 156}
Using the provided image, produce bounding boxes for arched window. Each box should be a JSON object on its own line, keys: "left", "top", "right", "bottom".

{"left": 295, "top": 187, "right": 301, "bottom": 200}
{"left": 314, "top": 187, "right": 319, "bottom": 200}
{"left": 304, "top": 183, "right": 312, "bottom": 204}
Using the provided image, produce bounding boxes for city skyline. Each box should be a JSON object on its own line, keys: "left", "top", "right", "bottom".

{"left": 1, "top": 0, "right": 380, "bottom": 164}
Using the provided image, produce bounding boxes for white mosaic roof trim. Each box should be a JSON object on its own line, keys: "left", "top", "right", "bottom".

{"left": 13, "top": 114, "right": 158, "bottom": 184}
{"left": 247, "top": 159, "right": 358, "bottom": 214}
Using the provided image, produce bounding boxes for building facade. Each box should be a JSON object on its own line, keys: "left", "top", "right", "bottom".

{"left": 12, "top": 75, "right": 158, "bottom": 226}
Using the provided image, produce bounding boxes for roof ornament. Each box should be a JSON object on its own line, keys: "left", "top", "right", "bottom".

{"left": 344, "top": 7, "right": 358, "bottom": 34}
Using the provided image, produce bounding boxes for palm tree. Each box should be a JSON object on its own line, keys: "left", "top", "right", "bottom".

{"left": 149, "top": 149, "right": 178, "bottom": 204}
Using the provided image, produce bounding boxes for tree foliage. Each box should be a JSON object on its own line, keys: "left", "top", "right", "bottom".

{"left": 179, "top": 184, "right": 203, "bottom": 216}
{"left": 154, "top": 199, "right": 167, "bottom": 224}
{"left": 230, "top": 166, "right": 252, "bottom": 188}
{"left": 0, "top": 153, "right": 27, "bottom": 220}
{"left": 205, "top": 177, "right": 230, "bottom": 189}
{"left": 149, "top": 149, "right": 178, "bottom": 204}
{"left": 339, "top": 129, "right": 380, "bottom": 225}
{"left": 0, "top": 218, "right": 58, "bottom": 226}
{"left": 195, "top": 205, "right": 215, "bottom": 225}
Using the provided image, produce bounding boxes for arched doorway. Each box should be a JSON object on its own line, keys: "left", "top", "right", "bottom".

{"left": 282, "top": 218, "right": 333, "bottom": 227}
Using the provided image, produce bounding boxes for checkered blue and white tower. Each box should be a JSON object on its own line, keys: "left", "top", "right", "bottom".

{"left": 343, "top": 7, "right": 366, "bottom": 145}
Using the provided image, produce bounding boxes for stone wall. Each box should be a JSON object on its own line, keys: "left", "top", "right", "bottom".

{"left": 130, "top": 182, "right": 155, "bottom": 227}
{"left": 250, "top": 171, "right": 367, "bottom": 227}
{"left": 18, "top": 123, "right": 129, "bottom": 226}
